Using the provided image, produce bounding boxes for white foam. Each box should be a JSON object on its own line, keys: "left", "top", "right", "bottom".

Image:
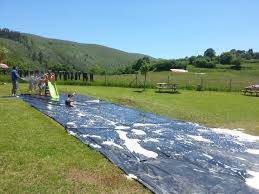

{"left": 193, "top": 169, "right": 205, "bottom": 173}
{"left": 175, "top": 122, "right": 185, "bottom": 125}
{"left": 47, "top": 104, "right": 53, "bottom": 110}
{"left": 211, "top": 128, "right": 259, "bottom": 142}
{"left": 133, "top": 123, "right": 158, "bottom": 127}
{"left": 209, "top": 169, "right": 217, "bottom": 174}
{"left": 197, "top": 128, "right": 209, "bottom": 132}
{"left": 94, "top": 115, "right": 103, "bottom": 119}
{"left": 90, "top": 143, "right": 101, "bottom": 149}
{"left": 126, "top": 174, "right": 138, "bottom": 180}
{"left": 88, "top": 135, "right": 102, "bottom": 139}
{"left": 67, "top": 122, "right": 76, "bottom": 125}
{"left": 115, "top": 126, "right": 130, "bottom": 130}
{"left": 245, "top": 149, "right": 259, "bottom": 155}
{"left": 68, "top": 130, "right": 76, "bottom": 136}
{"left": 86, "top": 100, "right": 100, "bottom": 103}
{"left": 80, "top": 124, "right": 88, "bottom": 128}
{"left": 176, "top": 136, "right": 184, "bottom": 141}
{"left": 188, "top": 135, "right": 212, "bottom": 143}
{"left": 143, "top": 138, "right": 159, "bottom": 143}
{"left": 102, "top": 141, "right": 123, "bottom": 149}
{"left": 77, "top": 113, "right": 86, "bottom": 117}
{"left": 153, "top": 129, "right": 163, "bottom": 134}
{"left": 235, "top": 156, "right": 246, "bottom": 161}
{"left": 233, "top": 140, "right": 245, "bottom": 146}
{"left": 246, "top": 171, "right": 259, "bottom": 190}
{"left": 117, "top": 130, "right": 158, "bottom": 158}
{"left": 107, "top": 120, "right": 117, "bottom": 126}
{"left": 203, "top": 154, "right": 213, "bottom": 160}
{"left": 187, "top": 122, "right": 201, "bottom": 127}
{"left": 132, "top": 129, "right": 146, "bottom": 136}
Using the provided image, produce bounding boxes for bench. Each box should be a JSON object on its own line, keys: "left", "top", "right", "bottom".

{"left": 242, "top": 89, "right": 259, "bottom": 96}
{"left": 156, "top": 83, "right": 178, "bottom": 93}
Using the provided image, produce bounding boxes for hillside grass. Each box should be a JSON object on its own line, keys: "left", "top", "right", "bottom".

{"left": 0, "top": 84, "right": 150, "bottom": 194}
{"left": 0, "top": 33, "right": 146, "bottom": 70}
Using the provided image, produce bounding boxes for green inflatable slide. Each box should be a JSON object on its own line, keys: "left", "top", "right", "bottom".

{"left": 48, "top": 81, "right": 60, "bottom": 99}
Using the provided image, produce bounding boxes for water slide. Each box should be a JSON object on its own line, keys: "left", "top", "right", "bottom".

{"left": 47, "top": 81, "right": 59, "bottom": 99}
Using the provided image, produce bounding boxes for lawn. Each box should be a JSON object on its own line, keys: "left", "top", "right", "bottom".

{"left": 0, "top": 84, "right": 150, "bottom": 193}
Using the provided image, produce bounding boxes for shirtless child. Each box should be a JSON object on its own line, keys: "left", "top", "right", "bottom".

{"left": 65, "top": 92, "right": 76, "bottom": 107}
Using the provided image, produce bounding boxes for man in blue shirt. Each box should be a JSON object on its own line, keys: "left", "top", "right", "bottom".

{"left": 11, "top": 66, "right": 20, "bottom": 96}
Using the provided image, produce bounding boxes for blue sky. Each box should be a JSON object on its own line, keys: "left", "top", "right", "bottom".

{"left": 1, "top": 0, "right": 259, "bottom": 59}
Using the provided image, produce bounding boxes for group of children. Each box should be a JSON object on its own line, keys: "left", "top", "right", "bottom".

{"left": 37, "top": 72, "right": 75, "bottom": 107}
{"left": 37, "top": 72, "right": 56, "bottom": 96}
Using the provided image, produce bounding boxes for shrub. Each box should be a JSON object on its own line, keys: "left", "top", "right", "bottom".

{"left": 231, "top": 57, "right": 242, "bottom": 70}
{"left": 193, "top": 58, "right": 216, "bottom": 68}
{"left": 219, "top": 52, "right": 234, "bottom": 64}
{"left": 153, "top": 60, "right": 187, "bottom": 71}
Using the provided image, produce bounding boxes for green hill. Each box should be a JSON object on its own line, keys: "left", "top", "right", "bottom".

{"left": 0, "top": 29, "right": 150, "bottom": 72}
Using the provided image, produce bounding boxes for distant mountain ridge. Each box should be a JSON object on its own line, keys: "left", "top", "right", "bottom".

{"left": 0, "top": 28, "right": 152, "bottom": 71}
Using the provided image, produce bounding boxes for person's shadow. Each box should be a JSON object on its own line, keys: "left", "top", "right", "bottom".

{"left": 133, "top": 90, "right": 143, "bottom": 93}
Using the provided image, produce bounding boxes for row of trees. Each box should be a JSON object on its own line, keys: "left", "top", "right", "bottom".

{"left": 98, "top": 47, "right": 259, "bottom": 75}
{"left": 113, "top": 57, "right": 188, "bottom": 75}
{"left": 189, "top": 48, "right": 259, "bottom": 70}
{"left": 116, "top": 48, "right": 259, "bottom": 75}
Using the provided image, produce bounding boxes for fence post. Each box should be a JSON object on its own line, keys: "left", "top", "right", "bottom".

{"left": 229, "top": 79, "right": 232, "bottom": 92}
{"left": 135, "top": 73, "right": 138, "bottom": 86}
{"left": 167, "top": 75, "right": 170, "bottom": 84}
{"left": 105, "top": 72, "right": 107, "bottom": 85}
{"left": 90, "top": 73, "right": 94, "bottom": 82}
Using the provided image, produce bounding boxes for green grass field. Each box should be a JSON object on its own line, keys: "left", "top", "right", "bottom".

{"left": 91, "top": 62, "right": 259, "bottom": 91}
{"left": 0, "top": 84, "right": 150, "bottom": 193}
{"left": 1, "top": 83, "right": 259, "bottom": 193}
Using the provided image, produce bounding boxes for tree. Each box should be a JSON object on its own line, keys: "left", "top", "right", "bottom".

{"left": 0, "top": 47, "right": 8, "bottom": 63}
{"left": 89, "top": 65, "right": 105, "bottom": 75}
{"left": 140, "top": 61, "right": 150, "bottom": 91}
{"left": 204, "top": 48, "right": 216, "bottom": 59}
{"left": 193, "top": 58, "right": 216, "bottom": 68}
{"left": 254, "top": 52, "right": 259, "bottom": 59}
{"left": 231, "top": 57, "right": 242, "bottom": 70}
{"left": 247, "top": 49, "right": 254, "bottom": 59}
{"left": 152, "top": 59, "right": 187, "bottom": 71}
{"left": 189, "top": 56, "right": 196, "bottom": 64}
{"left": 132, "top": 57, "right": 150, "bottom": 71}
{"left": 219, "top": 52, "right": 233, "bottom": 64}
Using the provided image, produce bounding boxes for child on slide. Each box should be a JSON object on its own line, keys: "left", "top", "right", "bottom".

{"left": 50, "top": 72, "right": 56, "bottom": 83}
{"left": 65, "top": 92, "right": 76, "bottom": 107}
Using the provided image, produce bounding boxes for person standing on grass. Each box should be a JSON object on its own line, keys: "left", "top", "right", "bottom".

{"left": 11, "top": 66, "right": 20, "bottom": 96}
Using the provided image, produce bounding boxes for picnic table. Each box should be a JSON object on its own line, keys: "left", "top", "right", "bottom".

{"left": 156, "top": 83, "right": 178, "bottom": 93}
{"left": 242, "top": 85, "right": 259, "bottom": 96}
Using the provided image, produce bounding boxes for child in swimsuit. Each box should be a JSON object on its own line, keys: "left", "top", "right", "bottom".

{"left": 65, "top": 92, "right": 75, "bottom": 107}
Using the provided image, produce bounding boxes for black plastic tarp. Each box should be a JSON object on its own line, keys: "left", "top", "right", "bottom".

{"left": 20, "top": 94, "right": 259, "bottom": 194}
